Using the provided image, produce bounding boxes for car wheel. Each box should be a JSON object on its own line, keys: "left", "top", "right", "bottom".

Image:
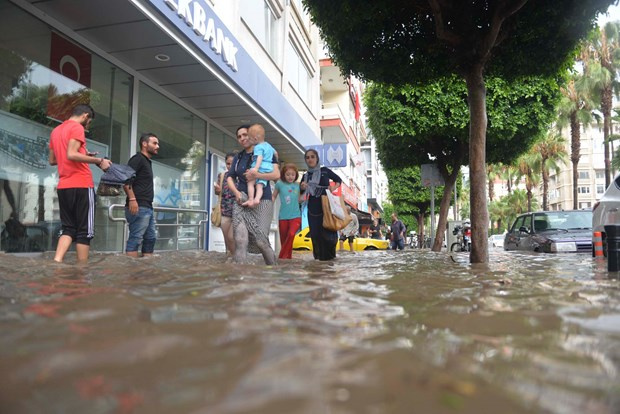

{"left": 364, "top": 246, "right": 377, "bottom": 250}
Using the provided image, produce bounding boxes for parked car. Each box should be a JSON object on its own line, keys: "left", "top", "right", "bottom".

{"left": 592, "top": 173, "right": 620, "bottom": 256}
{"left": 293, "top": 228, "right": 390, "bottom": 251}
{"left": 488, "top": 234, "right": 504, "bottom": 248}
{"left": 504, "top": 210, "right": 592, "bottom": 253}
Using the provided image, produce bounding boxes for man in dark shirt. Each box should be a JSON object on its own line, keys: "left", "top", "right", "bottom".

{"left": 123, "top": 132, "right": 159, "bottom": 257}
{"left": 390, "top": 212, "right": 406, "bottom": 250}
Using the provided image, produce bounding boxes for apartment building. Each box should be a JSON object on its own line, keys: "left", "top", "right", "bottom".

{"left": 318, "top": 49, "right": 390, "bottom": 228}
{"left": 548, "top": 124, "right": 612, "bottom": 211}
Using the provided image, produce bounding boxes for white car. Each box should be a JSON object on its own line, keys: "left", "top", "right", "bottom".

{"left": 488, "top": 234, "right": 504, "bottom": 248}
{"left": 592, "top": 174, "right": 620, "bottom": 255}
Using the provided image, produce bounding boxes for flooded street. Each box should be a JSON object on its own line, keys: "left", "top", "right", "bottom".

{"left": 0, "top": 249, "right": 619, "bottom": 414}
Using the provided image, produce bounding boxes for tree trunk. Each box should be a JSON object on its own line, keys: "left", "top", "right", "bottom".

{"left": 542, "top": 159, "right": 549, "bottom": 211}
{"left": 570, "top": 112, "right": 580, "bottom": 210}
{"left": 603, "top": 86, "right": 612, "bottom": 189}
{"left": 465, "top": 66, "right": 489, "bottom": 263}
{"left": 432, "top": 170, "right": 458, "bottom": 252}
{"left": 417, "top": 213, "right": 425, "bottom": 249}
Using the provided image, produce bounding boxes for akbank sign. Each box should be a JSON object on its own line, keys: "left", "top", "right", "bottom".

{"left": 163, "top": 0, "right": 238, "bottom": 72}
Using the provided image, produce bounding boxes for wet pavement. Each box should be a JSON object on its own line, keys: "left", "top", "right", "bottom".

{"left": 0, "top": 248, "right": 619, "bottom": 413}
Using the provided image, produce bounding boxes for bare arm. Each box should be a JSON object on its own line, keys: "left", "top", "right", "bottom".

{"left": 227, "top": 176, "right": 243, "bottom": 204}
{"left": 245, "top": 162, "right": 280, "bottom": 182}
{"left": 123, "top": 184, "right": 139, "bottom": 215}
{"left": 49, "top": 148, "right": 57, "bottom": 166}
{"left": 272, "top": 187, "right": 279, "bottom": 202}
{"left": 67, "top": 139, "right": 111, "bottom": 170}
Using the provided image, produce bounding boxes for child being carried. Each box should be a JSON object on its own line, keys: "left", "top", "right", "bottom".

{"left": 243, "top": 124, "right": 275, "bottom": 208}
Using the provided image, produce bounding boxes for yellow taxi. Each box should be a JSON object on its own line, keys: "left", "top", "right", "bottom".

{"left": 293, "top": 228, "right": 390, "bottom": 251}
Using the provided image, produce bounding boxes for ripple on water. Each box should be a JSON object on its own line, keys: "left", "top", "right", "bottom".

{"left": 0, "top": 249, "right": 618, "bottom": 413}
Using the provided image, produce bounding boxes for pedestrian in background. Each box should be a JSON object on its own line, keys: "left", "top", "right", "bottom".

{"left": 123, "top": 132, "right": 159, "bottom": 257}
{"left": 48, "top": 104, "right": 111, "bottom": 263}
{"left": 214, "top": 152, "right": 237, "bottom": 256}
{"left": 390, "top": 212, "right": 406, "bottom": 250}
{"left": 300, "top": 149, "right": 342, "bottom": 261}
{"left": 339, "top": 206, "right": 359, "bottom": 251}
{"left": 273, "top": 163, "right": 301, "bottom": 259}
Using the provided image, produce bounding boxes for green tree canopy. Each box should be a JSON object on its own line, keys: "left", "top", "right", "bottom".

{"left": 366, "top": 75, "right": 559, "bottom": 169}
{"left": 305, "top": 0, "right": 614, "bottom": 262}
{"left": 366, "top": 75, "right": 558, "bottom": 250}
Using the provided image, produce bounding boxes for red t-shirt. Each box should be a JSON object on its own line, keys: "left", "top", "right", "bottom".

{"left": 49, "top": 120, "right": 93, "bottom": 189}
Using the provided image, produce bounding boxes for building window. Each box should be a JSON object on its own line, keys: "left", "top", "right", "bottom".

{"left": 291, "top": 0, "right": 312, "bottom": 32}
{"left": 596, "top": 170, "right": 605, "bottom": 179}
{"left": 579, "top": 202, "right": 591, "bottom": 209}
{"left": 240, "top": 0, "right": 281, "bottom": 61}
{"left": 577, "top": 186, "right": 590, "bottom": 194}
{"left": 597, "top": 184, "right": 605, "bottom": 194}
{"left": 578, "top": 171, "right": 589, "bottom": 180}
{"left": 287, "top": 40, "right": 312, "bottom": 105}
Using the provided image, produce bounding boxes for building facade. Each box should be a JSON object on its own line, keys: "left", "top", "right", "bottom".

{"left": 548, "top": 124, "right": 612, "bottom": 211}
{"left": 0, "top": 0, "right": 321, "bottom": 253}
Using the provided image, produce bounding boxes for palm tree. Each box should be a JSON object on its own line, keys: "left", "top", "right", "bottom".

{"left": 581, "top": 22, "right": 620, "bottom": 188}
{"left": 486, "top": 163, "right": 503, "bottom": 202}
{"left": 489, "top": 198, "right": 512, "bottom": 233}
{"left": 499, "top": 163, "right": 518, "bottom": 195}
{"left": 557, "top": 73, "right": 595, "bottom": 210}
{"left": 515, "top": 150, "right": 540, "bottom": 213}
{"left": 531, "top": 131, "right": 568, "bottom": 211}
{"left": 502, "top": 189, "right": 535, "bottom": 229}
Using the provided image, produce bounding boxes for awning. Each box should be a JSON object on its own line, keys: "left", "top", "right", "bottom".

{"left": 367, "top": 198, "right": 383, "bottom": 214}
{"left": 354, "top": 209, "right": 373, "bottom": 225}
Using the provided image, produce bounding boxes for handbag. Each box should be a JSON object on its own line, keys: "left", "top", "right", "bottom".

{"left": 211, "top": 173, "right": 224, "bottom": 227}
{"left": 96, "top": 182, "right": 122, "bottom": 196}
{"left": 97, "top": 163, "right": 136, "bottom": 197}
{"left": 326, "top": 190, "right": 346, "bottom": 219}
{"left": 321, "top": 191, "right": 352, "bottom": 231}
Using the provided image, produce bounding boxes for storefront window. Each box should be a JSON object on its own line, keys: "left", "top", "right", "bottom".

{"left": 0, "top": 2, "right": 132, "bottom": 252}
{"left": 137, "top": 84, "right": 207, "bottom": 250}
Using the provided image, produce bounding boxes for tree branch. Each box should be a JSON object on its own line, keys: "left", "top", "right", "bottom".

{"left": 427, "top": 0, "right": 461, "bottom": 46}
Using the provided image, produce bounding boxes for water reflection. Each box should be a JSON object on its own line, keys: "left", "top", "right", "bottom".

{"left": 0, "top": 250, "right": 618, "bottom": 413}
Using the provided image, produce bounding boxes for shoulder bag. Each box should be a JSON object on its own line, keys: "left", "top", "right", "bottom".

{"left": 321, "top": 190, "right": 352, "bottom": 231}
{"left": 211, "top": 173, "right": 224, "bottom": 227}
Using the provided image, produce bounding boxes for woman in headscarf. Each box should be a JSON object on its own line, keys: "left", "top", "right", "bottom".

{"left": 227, "top": 125, "right": 279, "bottom": 265}
{"left": 300, "top": 148, "right": 342, "bottom": 261}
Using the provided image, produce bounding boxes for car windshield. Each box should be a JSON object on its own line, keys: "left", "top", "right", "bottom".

{"left": 533, "top": 211, "right": 592, "bottom": 232}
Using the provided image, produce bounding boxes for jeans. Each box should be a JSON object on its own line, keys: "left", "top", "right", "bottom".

{"left": 125, "top": 206, "right": 156, "bottom": 253}
{"left": 391, "top": 238, "right": 405, "bottom": 250}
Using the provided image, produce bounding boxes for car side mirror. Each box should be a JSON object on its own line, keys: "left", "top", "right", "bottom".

{"left": 519, "top": 226, "right": 529, "bottom": 234}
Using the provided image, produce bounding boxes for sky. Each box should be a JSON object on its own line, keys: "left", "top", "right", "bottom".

{"left": 597, "top": 3, "right": 620, "bottom": 25}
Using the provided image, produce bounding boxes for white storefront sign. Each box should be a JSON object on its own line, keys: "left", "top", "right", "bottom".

{"left": 164, "top": 0, "right": 239, "bottom": 71}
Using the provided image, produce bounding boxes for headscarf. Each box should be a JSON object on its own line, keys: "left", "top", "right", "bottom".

{"left": 303, "top": 150, "right": 323, "bottom": 198}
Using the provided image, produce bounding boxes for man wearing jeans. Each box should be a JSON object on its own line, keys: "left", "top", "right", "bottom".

{"left": 123, "top": 133, "right": 159, "bottom": 257}
{"left": 390, "top": 212, "right": 406, "bottom": 250}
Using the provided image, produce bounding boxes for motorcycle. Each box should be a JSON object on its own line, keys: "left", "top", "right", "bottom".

{"left": 450, "top": 223, "right": 471, "bottom": 252}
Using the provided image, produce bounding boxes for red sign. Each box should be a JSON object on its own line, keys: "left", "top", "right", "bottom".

{"left": 48, "top": 32, "right": 92, "bottom": 121}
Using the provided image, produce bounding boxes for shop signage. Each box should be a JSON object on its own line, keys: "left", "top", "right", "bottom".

{"left": 305, "top": 144, "right": 347, "bottom": 168}
{"left": 164, "top": 0, "right": 239, "bottom": 72}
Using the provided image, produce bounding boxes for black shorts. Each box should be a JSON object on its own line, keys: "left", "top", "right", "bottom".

{"left": 339, "top": 234, "right": 354, "bottom": 243}
{"left": 57, "top": 187, "right": 96, "bottom": 245}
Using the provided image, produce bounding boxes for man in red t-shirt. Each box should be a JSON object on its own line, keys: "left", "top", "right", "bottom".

{"left": 48, "top": 104, "right": 111, "bottom": 263}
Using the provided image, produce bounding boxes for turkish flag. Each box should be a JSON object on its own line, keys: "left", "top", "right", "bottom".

{"left": 47, "top": 32, "right": 92, "bottom": 121}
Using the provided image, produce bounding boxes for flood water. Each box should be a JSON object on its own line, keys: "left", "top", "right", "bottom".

{"left": 0, "top": 248, "right": 619, "bottom": 414}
